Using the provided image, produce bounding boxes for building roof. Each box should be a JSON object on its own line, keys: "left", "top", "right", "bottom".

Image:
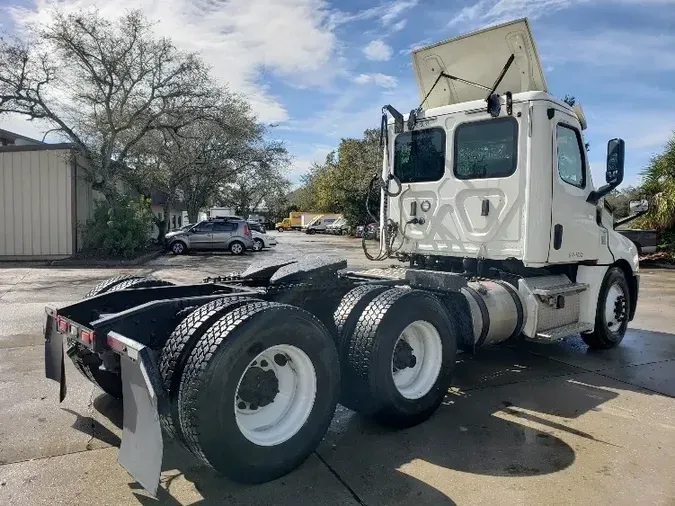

{"left": 0, "top": 142, "right": 74, "bottom": 153}
{"left": 0, "top": 128, "right": 45, "bottom": 146}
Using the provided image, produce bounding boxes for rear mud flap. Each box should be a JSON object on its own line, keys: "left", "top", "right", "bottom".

{"left": 44, "top": 314, "right": 67, "bottom": 402}
{"left": 119, "top": 353, "right": 164, "bottom": 497}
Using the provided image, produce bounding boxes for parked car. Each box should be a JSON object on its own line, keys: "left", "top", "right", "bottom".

{"left": 164, "top": 217, "right": 254, "bottom": 255}
{"left": 305, "top": 215, "right": 339, "bottom": 234}
{"left": 251, "top": 229, "right": 277, "bottom": 251}
{"left": 327, "top": 217, "right": 348, "bottom": 235}
{"left": 247, "top": 220, "right": 266, "bottom": 233}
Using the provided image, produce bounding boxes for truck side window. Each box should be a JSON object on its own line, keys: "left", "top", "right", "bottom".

{"left": 453, "top": 117, "right": 518, "bottom": 180}
{"left": 394, "top": 127, "right": 446, "bottom": 183}
{"left": 556, "top": 124, "right": 586, "bottom": 189}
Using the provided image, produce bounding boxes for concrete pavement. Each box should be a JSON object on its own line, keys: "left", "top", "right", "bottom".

{"left": 1, "top": 232, "right": 674, "bottom": 505}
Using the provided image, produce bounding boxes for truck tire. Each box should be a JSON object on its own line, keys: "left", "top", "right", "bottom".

{"left": 158, "top": 296, "right": 258, "bottom": 441}
{"left": 582, "top": 267, "right": 630, "bottom": 349}
{"left": 84, "top": 274, "right": 143, "bottom": 298}
{"left": 68, "top": 276, "right": 175, "bottom": 399}
{"left": 106, "top": 276, "right": 175, "bottom": 292}
{"left": 333, "top": 284, "right": 389, "bottom": 359}
{"left": 178, "top": 301, "right": 340, "bottom": 484}
{"left": 341, "top": 288, "right": 457, "bottom": 428}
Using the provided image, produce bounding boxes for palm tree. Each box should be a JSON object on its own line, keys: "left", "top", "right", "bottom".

{"left": 639, "top": 133, "right": 675, "bottom": 231}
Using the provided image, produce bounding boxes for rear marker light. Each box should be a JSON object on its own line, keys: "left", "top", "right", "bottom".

{"left": 80, "top": 330, "right": 94, "bottom": 344}
{"left": 56, "top": 317, "right": 69, "bottom": 333}
{"left": 107, "top": 335, "right": 126, "bottom": 353}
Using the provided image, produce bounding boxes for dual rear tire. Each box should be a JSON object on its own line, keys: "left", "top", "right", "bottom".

{"left": 160, "top": 298, "right": 340, "bottom": 484}
{"left": 334, "top": 286, "right": 457, "bottom": 428}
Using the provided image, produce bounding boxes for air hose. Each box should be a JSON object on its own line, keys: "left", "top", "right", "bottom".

{"left": 362, "top": 107, "right": 404, "bottom": 261}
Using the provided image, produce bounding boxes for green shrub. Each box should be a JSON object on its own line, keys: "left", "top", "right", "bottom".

{"left": 82, "top": 196, "right": 154, "bottom": 258}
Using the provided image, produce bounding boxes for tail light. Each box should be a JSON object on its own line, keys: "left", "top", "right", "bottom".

{"left": 244, "top": 224, "right": 251, "bottom": 237}
{"left": 56, "top": 316, "right": 69, "bottom": 333}
{"left": 107, "top": 335, "right": 126, "bottom": 353}
{"left": 80, "top": 329, "right": 94, "bottom": 344}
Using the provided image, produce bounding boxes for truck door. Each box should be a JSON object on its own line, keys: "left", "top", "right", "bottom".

{"left": 547, "top": 115, "right": 600, "bottom": 263}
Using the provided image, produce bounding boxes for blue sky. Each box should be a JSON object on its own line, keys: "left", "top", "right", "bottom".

{"left": 2, "top": 0, "right": 674, "bottom": 186}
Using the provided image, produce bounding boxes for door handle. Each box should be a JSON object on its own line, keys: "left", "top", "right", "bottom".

{"left": 481, "top": 199, "right": 490, "bottom": 216}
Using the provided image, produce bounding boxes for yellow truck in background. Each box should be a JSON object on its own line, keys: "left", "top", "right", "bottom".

{"left": 275, "top": 212, "right": 322, "bottom": 231}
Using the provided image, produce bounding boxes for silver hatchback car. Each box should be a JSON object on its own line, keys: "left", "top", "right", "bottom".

{"left": 164, "top": 218, "right": 254, "bottom": 255}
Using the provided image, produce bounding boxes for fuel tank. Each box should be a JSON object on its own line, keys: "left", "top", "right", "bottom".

{"left": 460, "top": 279, "right": 525, "bottom": 347}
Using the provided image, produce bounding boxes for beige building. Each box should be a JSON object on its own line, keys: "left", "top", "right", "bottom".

{"left": 0, "top": 131, "right": 94, "bottom": 260}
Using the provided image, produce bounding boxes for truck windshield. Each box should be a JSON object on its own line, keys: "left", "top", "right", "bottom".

{"left": 394, "top": 128, "right": 446, "bottom": 183}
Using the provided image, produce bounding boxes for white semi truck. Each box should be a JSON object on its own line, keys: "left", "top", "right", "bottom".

{"left": 43, "top": 19, "right": 641, "bottom": 496}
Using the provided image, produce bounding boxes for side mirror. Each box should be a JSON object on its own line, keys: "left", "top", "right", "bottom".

{"left": 588, "top": 138, "right": 626, "bottom": 204}
{"left": 629, "top": 199, "right": 649, "bottom": 213}
{"left": 606, "top": 138, "right": 625, "bottom": 186}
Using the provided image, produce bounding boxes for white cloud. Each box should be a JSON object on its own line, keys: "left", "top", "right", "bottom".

{"left": 380, "top": 0, "right": 419, "bottom": 24}
{"left": 363, "top": 39, "right": 393, "bottom": 61}
{"left": 352, "top": 73, "right": 398, "bottom": 88}
{"left": 353, "top": 74, "right": 372, "bottom": 85}
{"left": 398, "top": 38, "right": 432, "bottom": 55}
{"left": 392, "top": 19, "right": 407, "bottom": 32}
{"left": 447, "top": 0, "right": 675, "bottom": 30}
{"left": 288, "top": 144, "right": 334, "bottom": 182}
{"left": 329, "top": 0, "right": 419, "bottom": 27}
{"left": 278, "top": 82, "right": 417, "bottom": 139}
{"left": 4, "top": 0, "right": 340, "bottom": 123}
{"left": 448, "top": 0, "right": 589, "bottom": 29}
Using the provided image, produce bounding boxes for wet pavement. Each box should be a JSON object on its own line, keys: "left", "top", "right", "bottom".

{"left": 0, "top": 232, "right": 674, "bottom": 505}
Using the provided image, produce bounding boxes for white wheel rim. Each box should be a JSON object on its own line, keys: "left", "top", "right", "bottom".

{"left": 232, "top": 243, "right": 243, "bottom": 254}
{"left": 604, "top": 283, "right": 626, "bottom": 331}
{"left": 254, "top": 240, "right": 263, "bottom": 251}
{"left": 173, "top": 243, "right": 183, "bottom": 253}
{"left": 391, "top": 320, "right": 443, "bottom": 400}
{"left": 235, "top": 344, "right": 317, "bottom": 446}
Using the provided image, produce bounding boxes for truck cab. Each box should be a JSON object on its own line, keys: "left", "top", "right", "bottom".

{"left": 382, "top": 19, "right": 637, "bottom": 271}
{"left": 378, "top": 18, "right": 639, "bottom": 342}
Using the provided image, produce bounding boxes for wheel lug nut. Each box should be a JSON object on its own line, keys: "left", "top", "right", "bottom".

{"left": 274, "top": 354, "right": 288, "bottom": 366}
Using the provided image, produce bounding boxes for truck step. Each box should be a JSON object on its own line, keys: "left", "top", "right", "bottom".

{"left": 530, "top": 322, "right": 595, "bottom": 342}
{"left": 532, "top": 283, "right": 588, "bottom": 297}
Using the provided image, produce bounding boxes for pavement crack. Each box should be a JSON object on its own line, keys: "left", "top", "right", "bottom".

{"left": 0, "top": 270, "right": 32, "bottom": 301}
{"left": 314, "top": 451, "right": 367, "bottom": 506}
{"left": 84, "top": 388, "right": 97, "bottom": 450}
